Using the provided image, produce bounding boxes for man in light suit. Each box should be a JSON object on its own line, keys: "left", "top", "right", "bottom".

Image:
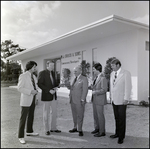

{"left": 90, "top": 63, "right": 108, "bottom": 137}
{"left": 66, "top": 65, "right": 88, "bottom": 136}
{"left": 38, "top": 60, "right": 61, "bottom": 135}
{"left": 109, "top": 59, "right": 132, "bottom": 144}
{"left": 18, "top": 61, "right": 39, "bottom": 144}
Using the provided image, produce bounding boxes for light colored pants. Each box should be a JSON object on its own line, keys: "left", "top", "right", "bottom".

{"left": 43, "top": 99, "right": 57, "bottom": 132}
{"left": 70, "top": 102, "right": 85, "bottom": 132}
{"left": 93, "top": 104, "right": 105, "bottom": 134}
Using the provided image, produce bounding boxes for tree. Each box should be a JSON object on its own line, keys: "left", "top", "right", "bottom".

{"left": 80, "top": 60, "right": 90, "bottom": 77}
{"left": 1, "top": 40, "right": 26, "bottom": 81}
{"left": 104, "top": 57, "right": 116, "bottom": 91}
{"left": 1, "top": 40, "right": 26, "bottom": 59}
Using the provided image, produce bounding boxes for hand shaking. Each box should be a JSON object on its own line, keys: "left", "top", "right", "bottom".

{"left": 31, "top": 90, "right": 38, "bottom": 95}
{"left": 49, "top": 89, "right": 56, "bottom": 95}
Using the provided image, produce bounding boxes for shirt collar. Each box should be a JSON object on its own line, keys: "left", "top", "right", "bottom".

{"left": 97, "top": 72, "right": 101, "bottom": 79}
{"left": 77, "top": 74, "right": 81, "bottom": 80}
{"left": 27, "top": 71, "right": 32, "bottom": 76}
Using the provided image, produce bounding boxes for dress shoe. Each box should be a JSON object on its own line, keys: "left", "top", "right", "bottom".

{"left": 118, "top": 139, "right": 124, "bottom": 144}
{"left": 79, "top": 131, "right": 83, "bottom": 136}
{"left": 19, "top": 138, "right": 26, "bottom": 144}
{"left": 45, "top": 131, "right": 50, "bottom": 135}
{"left": 69, "top": 128, "right": 78, "bottom": 133}
{"left": 110, "top": 134, "right": 118, "bottom": 138}
{"left": 94, "top": 132, "right": 106, "bottom": 137}
{"left": 91, "top": 129, "right": 99, "bottom": 134}
{"left": 26, "top": 132, "right": 39, "bottom": 136}
{"left": 50, "top": 130, "right": 61, "bottom": 133}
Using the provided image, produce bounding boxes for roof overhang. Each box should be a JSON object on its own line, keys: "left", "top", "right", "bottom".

{"left": 6, "top": 15, "right": 149, "bottom": 61}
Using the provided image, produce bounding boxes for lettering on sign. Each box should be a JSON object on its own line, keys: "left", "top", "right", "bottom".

{"left": 61, "top": 51, "right": 82, "bottom": 83}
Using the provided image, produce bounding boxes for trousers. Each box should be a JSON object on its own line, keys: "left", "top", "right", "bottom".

{"left": 43, "top": 99, "right": 57, "bottom": 132}
{"left": 70, "top": 102, "right": 85, "bottom": 131}
{"left": 112, "top": 102, "right": 127, "bottom": 140}
{"left": 18, "top": 96, "right": 35, "bottom": 138}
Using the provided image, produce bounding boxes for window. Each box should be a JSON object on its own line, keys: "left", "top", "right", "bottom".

{"left": 82, "top": 50, "right": 86, "bottom": 60}
{"left": 92, "top": 48, "right": 98, "bottom": 65}
{"left": 145, "top": 41, "right": 149, "bottom": 51}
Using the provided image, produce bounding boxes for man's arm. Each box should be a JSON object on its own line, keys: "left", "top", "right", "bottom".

{"left": 93, "top": 77, "right": 108, "bottom": 95}
{"left": 124, "top": 71, "right": 132, "bottom": 104}
{"left": 81, "top": 77, "right": 88, "bottom": 101}
{"left": 18, "top": 74, "right": 32, "bottom": 95}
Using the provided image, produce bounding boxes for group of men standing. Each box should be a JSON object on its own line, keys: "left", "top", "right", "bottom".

{"left": 17, "top": 58, "right": 132, "bottom": 145}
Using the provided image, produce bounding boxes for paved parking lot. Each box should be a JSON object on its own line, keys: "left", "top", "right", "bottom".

{"left": 1, "top": 87, "right": 149, "bottom": 148}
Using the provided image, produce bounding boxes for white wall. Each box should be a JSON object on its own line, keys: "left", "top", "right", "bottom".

{"left": 20, "top": 29, "right": 148, "bottom": 103}
{"left": 137, "top": 29, "right": 149, "bottom": 103}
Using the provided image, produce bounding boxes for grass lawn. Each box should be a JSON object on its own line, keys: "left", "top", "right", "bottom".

{"left": 1, "top": 80, "right": 18, "bottom": 87}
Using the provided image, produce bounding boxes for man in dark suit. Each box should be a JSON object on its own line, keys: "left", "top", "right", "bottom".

{"left": 66, "top": 65, "right": 88, "bottom": 137}
{"left": 38, "top": 60, "right": 61, "bottom": 135}
{"left": 90, "top": 63, "right": 108, "bottom": 137}
{"left": 109, "top": 59, "right": 132, "bottom": 144}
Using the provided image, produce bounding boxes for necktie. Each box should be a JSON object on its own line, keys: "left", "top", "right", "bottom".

{"left": 31, "top": 74, "right": 36, "bottom": 90}
{"left": 93, "top": 76, "right": 98, "bottom": 85}
{"left": 113, "top": 72, "right": 117, "bottom": 85}
{"left": 50, "top": 71, "right": 54, "bottom": 85}
{"left": 72, "top": 77, "right": 77, "bottom": 86}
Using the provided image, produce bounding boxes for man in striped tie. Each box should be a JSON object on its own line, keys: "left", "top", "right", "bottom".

{"left": 109, "top": 59, "right": 132, "bottom": 144}
{"left": 17, "top": 61, "right": 39, "bottom": 144}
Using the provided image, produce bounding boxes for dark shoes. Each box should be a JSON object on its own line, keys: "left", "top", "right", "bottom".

{"left": 50, "top": 130, "right": 61, "bottom": 133}
{"left": 110, "top": 134, "right": 124, "bottom": 144}
{"left": 94, "top": 132, "right": 106, "bottom": 137}
{"left": 45, "top": 131, "right": 50, "bottom": 135}
{"left": 69, "top": 128, "right": 82, "bottom": 136}
{"left": 110, "top": 134, "right": 118, "bottom": 138}
{"left": 69, "top": 128, "right": 78, "bottom": 133}
{"left": 79, "top": 131, "right": 83, "bottom": 136}
{"left": 118, "top": 139, "right": 124, "bottom": 144}
{"left": 91, "top": 129, "right": 99, "bottom": 134}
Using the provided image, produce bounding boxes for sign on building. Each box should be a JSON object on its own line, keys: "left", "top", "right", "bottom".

{"left": 60, "top": 51, "right": 82, "bottom": 84}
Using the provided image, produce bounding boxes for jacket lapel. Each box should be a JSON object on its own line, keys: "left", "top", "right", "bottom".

{"left": 94, "top": 74, "right": 102, "bottom": 86}
{"left": 114, "top": 69, "right": 124, "bottom": 85}
{"left": 73, "top": 75, "right": 82, "bottom": 87}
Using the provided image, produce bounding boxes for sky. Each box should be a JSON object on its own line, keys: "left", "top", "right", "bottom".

{"left": 1, "top": 1, "right": 149, "bottom": 49}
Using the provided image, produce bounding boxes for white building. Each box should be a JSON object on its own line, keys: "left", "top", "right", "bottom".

{"left": 7, "top": 15, "right": 149, "bottom": 104}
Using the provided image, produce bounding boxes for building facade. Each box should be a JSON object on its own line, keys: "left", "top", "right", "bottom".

{"left": 7, "top": 15, "right": 149, "bottom": 104}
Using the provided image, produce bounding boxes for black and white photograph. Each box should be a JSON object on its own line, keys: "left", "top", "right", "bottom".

{"left": 1, "top": 1, "right": 149, "bottom": 148}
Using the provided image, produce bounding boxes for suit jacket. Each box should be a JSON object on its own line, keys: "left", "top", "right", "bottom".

{"left": 92, "top": 73, "right": 108, "bottom": 105}
{"left": 110, "top": 68, "right": 132, "bottom": 105}
{"left": 69, "top": 75, "right": 88, "bottom": 104}
{"left": 18, "top": 71, "right": 39, "bottom": 107}
{"left": 38, "top": 69, "right": 57, "bottom": 101}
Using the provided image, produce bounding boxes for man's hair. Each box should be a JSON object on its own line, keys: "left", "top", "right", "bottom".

{"left": 46, "top": 60, "right": 54, "bottom": 66}
{"left": 111, "top": 59, "right": 121, "bottom": 66}
{"left": 26, "top": 61, "right": 37, "bottom": 71}
{"left": 93, "top": 63, "right": 102, "bottom": 72}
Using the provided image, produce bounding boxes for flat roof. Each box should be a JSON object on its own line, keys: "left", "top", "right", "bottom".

{"left": 7, "top": 15, "right": 149, "bottom": 60}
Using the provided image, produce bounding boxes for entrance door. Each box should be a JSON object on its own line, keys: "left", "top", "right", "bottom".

{"left": 54, "top": 58, "right": 61, "bottom": 86}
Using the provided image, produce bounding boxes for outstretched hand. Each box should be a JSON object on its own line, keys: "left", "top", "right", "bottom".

{"left": 49, "top": 89, "right": 56, "bottom": 95}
